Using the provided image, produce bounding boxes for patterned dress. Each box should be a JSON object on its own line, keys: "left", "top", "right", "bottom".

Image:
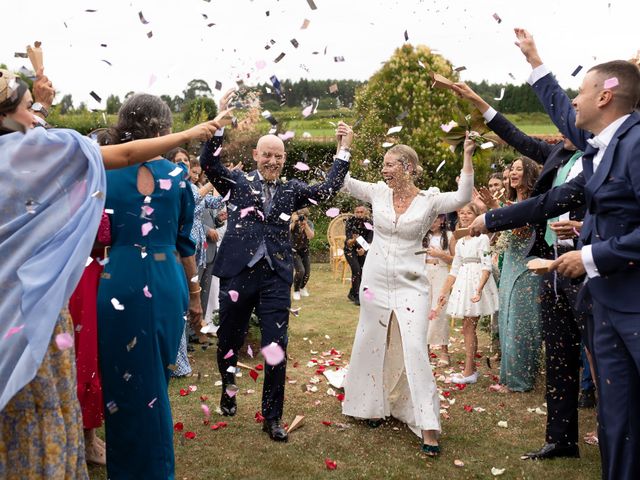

{"left": 0, "top": 310, "right": 88, "bottom": 479}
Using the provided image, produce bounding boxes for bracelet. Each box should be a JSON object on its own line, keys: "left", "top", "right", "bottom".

{"left": 189, "top": 287, "right": 202, "bottom": 295}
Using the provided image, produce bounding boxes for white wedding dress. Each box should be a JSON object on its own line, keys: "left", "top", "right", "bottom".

{"left": 341, "top": 172, "right": 473, "bottom": 436}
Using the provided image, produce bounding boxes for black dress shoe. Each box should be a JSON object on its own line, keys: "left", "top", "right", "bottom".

{"left": 366, "top": 418, "right": 384, "bottom": 428}
{"left": 521, "top": 443, "right": 579, "bottom": 460}
{"left": 262, "top": 418, "right": 289, "bottom": 442}
{"left": 578, "top": 389, "right": 596, "bottom": 409}
{"left": 353, "top": 296, "right": 360, "bottom": 306}
{"left": 347, "top": 292, "right": 356, "bottom": 302}
{"left": 220, "top": 387, "right": 237, "bottom": 417}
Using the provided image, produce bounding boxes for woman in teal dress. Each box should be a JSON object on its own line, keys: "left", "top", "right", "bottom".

{"left": 97, "top": 94, "right": 205, "bottom": 479}
{"left": 497, "top": 157, "right": 542, "bottom": 392}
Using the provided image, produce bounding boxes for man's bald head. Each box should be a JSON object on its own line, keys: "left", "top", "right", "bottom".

{"left": 253, "top": 134, "right": 286, "bottom": 181}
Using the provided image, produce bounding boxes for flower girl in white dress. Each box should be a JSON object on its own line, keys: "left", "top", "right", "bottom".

{"left": 432, "top": 203, "right": 498, "bottom": 384}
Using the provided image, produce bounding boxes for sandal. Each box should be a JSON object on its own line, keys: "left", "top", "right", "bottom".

{"left": 421, "top": 443, "right": 440, "bottom": 457}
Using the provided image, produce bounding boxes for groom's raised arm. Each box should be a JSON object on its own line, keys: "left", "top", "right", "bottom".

{"left": 514, "top": 28, "right": 591, "bottom": 151}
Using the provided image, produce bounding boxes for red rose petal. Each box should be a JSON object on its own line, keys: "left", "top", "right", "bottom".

{"left": 210, "top": 424, "right": 220, "bottom": 430}
{"left": 322, "top": 421, "right": 332, "bottom": 426}
{"left": 200, "top": 395, "right": 209, "bottom": 402}
{"left": 249, "top": 369, "right": 259, "bottom": 382}
{"left": 325, "top": 458, "right": 338, "bottom": 470}
{"left": 216, "top": 421, "right": 228, "bottom": 428}
{"left": 443, "top": 391, "right": 451, "bottom": 398}
{"left": 336, "top": 393, "right": 345, "bottom": 402}
{"left": 174, "top": 422, "right": 184, "bottom": 431}
{"left": 463, "top": 405, "right": 473, "bottom": 412}
{"left": 255, "top": 364, "right": 264, "bottom": 371}
{"left": 184, "top": 431, "right": 196, "bottom": 439}
{"left": 429, "top": 352, "right": 438, "bottom": 359}
{"left": 179, "top": 388, "right": 189, "bottom": 396}
{"left": 255, "top": 412, "right": 265, "bottom": 423}
{"left": 456, "top": 384, "right": 467, "bottom": 391}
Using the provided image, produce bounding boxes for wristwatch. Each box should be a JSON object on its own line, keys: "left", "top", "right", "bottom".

{"left": 31, "top": 102, "right": 49, "bottom": 118}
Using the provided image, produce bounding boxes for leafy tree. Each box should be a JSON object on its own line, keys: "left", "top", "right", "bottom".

{"left": 106, "top": 94, "right": 121, "bottom": 114}
{"left": 183, "top": 79, "right": 212, "bottom": 101}
{"left": 76, "top": 101, "right": 88, "bottom": 113}
{"left": 182, "top": 97, "right": 218, "bottom": 123}
{"left": 58, "top": 94, "right": 74, "bottom": 114}
{"left": 351, "top": 44, "right": 490, "bottom": 191}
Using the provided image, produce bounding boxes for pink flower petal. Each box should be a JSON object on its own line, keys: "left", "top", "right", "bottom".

{"left": 228, "top": 290, "right": 239, "bottom": 302}
{"left": 294, "top": 161, "right": 310, "bottom": 171}
{"left": 222, "top": 190, "right": 231, "bottom": 202}
{"left": 261, "top": 342, "right": 285, "bottom": 366}
{"left": 362, "top": 287, "right": 375, "bottom": 301}
{"left": 224, "top": 349, "right": 234, "bottom": 359}
{"left": 225, "top": 387, "right": 238, "bottom": 398}
{"left": 143, "top": 285, "right": 153, "bottom": 298}
{"left": 159, "top": 179, "right": 172, "bottom": 190}
{"left": 364, "top": 222, "right": 373, "bottom": 230}
{"left": 247, "top": 345, "right": 254, "bottom": 358}
{"left": 3, "top": 325, "right": 24, "bottom": 339}
{"left": 55, "top": 332, "right": 74, "bottom": 350}
{"left": 302, "top": 105, "right": 313, "bottom": 117}
{"left": 214, "top": 146, "right": 223, "bottom": 156}
{"left": 141, "top": 205, "right": 154, "bottom": 216}
{"left": 325, "top": 207, "right": 340, "bottom": 218}
{"left": 255, "top": 59, "right": 267, "bottom": 70}
{"left": 201, "top": 404, "right": 210, "bottom": 418}
{"left": 240, "top": 206, "right": 254, "bottom": 218}
{"left": 141, "top": 222, "right": 153, "bottom": 237}
{"left": 308, "top": 198, "right": 318, "bottom": 205}
{"left": 604, "top": 77, "right": 619, "bottom": 89}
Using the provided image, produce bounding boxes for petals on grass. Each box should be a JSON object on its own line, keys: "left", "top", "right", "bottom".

{"left": 336, "top": 393, "right": 345, "bottom": 402}
{"left": 463, "top": 404, "right": 473, "bottom": 412}
{"left": 249, "top": 369, "right": 259, "bottom": 382}
{"left": 174, "top": 422, "right": 184, "bottom": 431}
{"left": 255, "top": 411, "right": 265, "bottom": 423}
{"left": 179, "top": 388, "right": 189, "bottom": 397}
{"left": 255, "top": 364, "right": 264, "bottom": 371}
{"left": 322, "top": 421, "right": 332, "bottom": 426}
{"left": 325, "top": 459, "right": 338, "bottom": 470}
{"left": 184, "top": 431, "right": 196, "bottom": 440}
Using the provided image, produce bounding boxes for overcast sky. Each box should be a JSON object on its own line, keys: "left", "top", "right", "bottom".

{"left": 2, "top": 0, "right": 638, "bottom": 108}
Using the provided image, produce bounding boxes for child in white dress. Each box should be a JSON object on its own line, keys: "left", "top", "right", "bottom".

{"left": 423, "top": 215, "right": 454, "bottom": 366}
{"left": 431, "top": 203, "right": 498, "bottom": 384}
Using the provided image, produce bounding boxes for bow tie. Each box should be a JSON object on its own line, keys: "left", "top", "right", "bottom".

{"left": 586, "top": 137, "right": 606, "bottom": 150}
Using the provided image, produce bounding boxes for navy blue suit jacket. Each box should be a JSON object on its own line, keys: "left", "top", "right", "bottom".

{"left": 486, "top": 72, "right": 640, "bottom": 312}
{"left": 487, "top": 111, "right": 585, "bottom": 259}
{"left": 200, "top": 138, "right": 349, "bottom": 284}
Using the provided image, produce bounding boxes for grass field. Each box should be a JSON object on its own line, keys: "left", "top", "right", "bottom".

{"left": 89, "top": 264, "right": 600, "bottom": 480}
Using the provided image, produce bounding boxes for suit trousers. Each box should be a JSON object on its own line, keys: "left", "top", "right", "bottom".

{"left": 539, "top": 270, "right": 588, "bottom": 447}
{"left": 216, "top": 260, "right": 290, "bottom": 420}
{"left": 199, "top": 261, "right": 215, "bottom": 315}
{"left": 345, "top": 249, "right": 366, "bottom": 298}
{"left": 591, "top": 299, "right": 640, "bottom": 480}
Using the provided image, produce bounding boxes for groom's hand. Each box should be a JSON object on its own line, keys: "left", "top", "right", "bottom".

{"left": 469, "top": 213, "right": 489, "bottom": 236}
{"left": 550, "top": 250, "right": 586, "bottom": 278}
{"left": 514, "top": 28, "right": 543, "bottom": 69}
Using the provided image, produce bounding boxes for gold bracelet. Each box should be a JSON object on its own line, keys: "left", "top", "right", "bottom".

{"left": 189, "top": 287, "right": 202, "bottom": 295}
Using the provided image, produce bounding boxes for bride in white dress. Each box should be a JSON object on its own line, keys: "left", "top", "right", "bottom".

{"left": 340, "top": 131, "right": 475, "bottom": 455}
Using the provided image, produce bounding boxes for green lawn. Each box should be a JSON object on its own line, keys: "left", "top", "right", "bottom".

{"left": 90, "top": 264, "right": 600, "bottom": 479}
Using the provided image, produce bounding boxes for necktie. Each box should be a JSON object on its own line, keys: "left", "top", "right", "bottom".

{"left": 262, "top": 180, "right": 275, "bottom": 214}
{"left": 544, "top": 150, "right": 583, "bottom": 246}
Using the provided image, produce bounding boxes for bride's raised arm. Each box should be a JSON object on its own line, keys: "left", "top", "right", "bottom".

{"left": 432, "top": 132, "right": 475, "bottom": 214}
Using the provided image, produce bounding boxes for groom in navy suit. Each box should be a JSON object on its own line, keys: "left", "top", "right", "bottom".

{"left": 470, "top": 29, "right": 640, "bottom": 480}
{"left": 200, "top": 123, "right": 353, "bottom": 442}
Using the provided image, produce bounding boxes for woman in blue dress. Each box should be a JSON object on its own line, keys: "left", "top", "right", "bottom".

{"left": 96, "top": 93, "right": 232, "bottom": 479}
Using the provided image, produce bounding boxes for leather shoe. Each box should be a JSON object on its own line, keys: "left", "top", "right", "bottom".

{"left": 578, "top": 389, "right": 596, "bottom": 409}
{"left": 262, "top": 418, "right": 289, "bottom": 442}
{"left": 521, "top": 443, "right": 579, "bottom": 460}
{"left": 220, "top": 387, "right": 237, "bottom": 417}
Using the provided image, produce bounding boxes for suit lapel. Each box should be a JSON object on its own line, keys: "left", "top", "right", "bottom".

{"left": 586, "top": 137, "right": 618, "bottom": 191}
{"left": 581, "top": 144, "right": 597, "bottom": 180}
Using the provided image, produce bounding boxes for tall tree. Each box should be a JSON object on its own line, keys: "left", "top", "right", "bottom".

{"left": 182, "top": 79, "right": 212, "bottom": 101}
{"left": 106, "top": 94, "right": 122, "bottom": 115}
{"left": 58, "top": 94, "right": 74, "bottom": 114}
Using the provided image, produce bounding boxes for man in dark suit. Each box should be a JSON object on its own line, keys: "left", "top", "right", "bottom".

{"left": 451, "top": 82, "right": 587, "bottom": 460}
{"left": 200, "top": 123, "right": 353, "bottom": 442}
{"left": 470, "top": 29, "right": 640, "bottom": 480}
{"left": 344, "top": 204, "right": 373, "bottom": 306}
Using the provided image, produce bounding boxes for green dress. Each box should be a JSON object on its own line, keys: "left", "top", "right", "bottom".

{"left": 498, "top": 227, "right": 542, "bottom": 392}
{"left": 97, "top": 159, "right": 195, "bottom": 479}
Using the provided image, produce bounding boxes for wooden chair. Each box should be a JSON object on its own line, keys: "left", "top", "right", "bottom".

{"left": 326, "top": 213, "right": 353, "bottom": 279}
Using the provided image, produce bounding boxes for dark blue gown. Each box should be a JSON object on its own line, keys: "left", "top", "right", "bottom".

{"left": 97, "top": 159, "right": 195, "bottom": 479}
